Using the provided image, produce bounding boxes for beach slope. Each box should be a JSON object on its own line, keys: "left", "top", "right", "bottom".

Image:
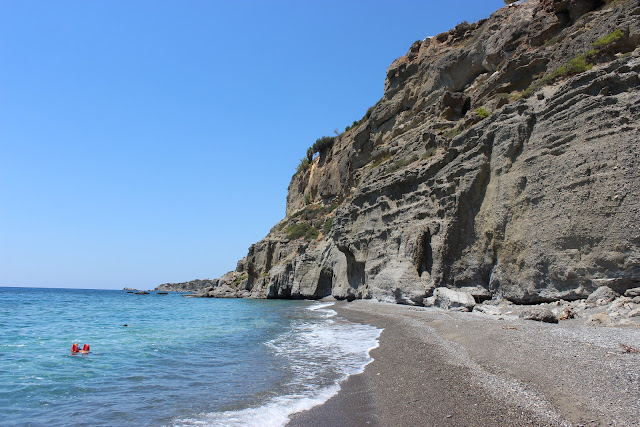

{"left": 289, "top": 301, "right": 640, "bottom": 426}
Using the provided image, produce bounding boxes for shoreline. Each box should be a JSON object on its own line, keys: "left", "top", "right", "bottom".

{"left": 288, "top": 301, "right": 640, "bottom": 426}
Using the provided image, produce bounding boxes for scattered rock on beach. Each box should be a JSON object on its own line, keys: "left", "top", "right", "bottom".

{"left": 586, "top": 286, "right": 620, "bottom": 306}
{"left": 425, "top": 287, "right": 476, "bottom": 312}
{"left": 624, "top": 287, "right": 640, "bottom": 298}
{"left": 587, "top": 312, "right": 612, "bottom": 325}
{"left": 557, "top": 307, "right": 577, "bottom": 320}
{"left": 519, "top": 308, "right": 558, "bottom": 323}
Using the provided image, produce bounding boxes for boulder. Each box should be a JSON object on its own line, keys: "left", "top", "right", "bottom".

{"left": 519, "top": 308, "right": 558, "bottom": 324}
{"left": 134, "top": 291, "right": 149, "bottom": 295}
{"left": 458, "top": 286, "right": 492, "bottom": 302}
{"left": 558, "top": 307, "right": 577, "bottom": 320}
{"left": 611, "top": 296, "right": 634, "bottom": 309}
{"left": 624, "top": 287, "right": 640, "bottom": 298}
{"left": 586, "top": 286, "right": 620, "bottom": 306}
{"left": 425, "top": 287, "right": 476, "bottom": 311}
{"left": 587, "top": 313, "right": 612, "bottom": 326}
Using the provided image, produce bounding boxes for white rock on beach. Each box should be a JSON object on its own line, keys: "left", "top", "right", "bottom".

{"left": 425, "top": 287, "right": 476, "bottom": 312}
{"left": 624, "top": 287, "right": 640, "bottom": 298}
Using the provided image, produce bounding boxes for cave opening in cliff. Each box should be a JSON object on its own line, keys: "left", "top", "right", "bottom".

{"left": 418, "top": 230, "right": 433, "bottom": 277}
{"left": 316, "top": 269, "right": 333, "bottom": 299}
{"left": 341, "top": 247, "right": 366, "bottom": 292}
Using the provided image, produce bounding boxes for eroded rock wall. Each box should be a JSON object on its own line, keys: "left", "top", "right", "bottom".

{"left": 158, "top": 0, "right": 640, "bottom": 304}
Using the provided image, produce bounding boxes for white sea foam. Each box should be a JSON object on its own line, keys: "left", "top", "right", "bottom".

{"left": 306, "top": 302, "right": 334, "bottom": 311}
{"left": 173, "top": 301, "right": 381, "bottom": 427}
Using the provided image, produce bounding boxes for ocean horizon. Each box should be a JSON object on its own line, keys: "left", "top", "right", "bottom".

{"left": 0, "top": 287, "right": 381, "bottom": 426}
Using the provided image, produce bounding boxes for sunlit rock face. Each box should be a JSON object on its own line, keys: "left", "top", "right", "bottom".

{"left": 160, "top": 0, "right": 640, "bottom": 305}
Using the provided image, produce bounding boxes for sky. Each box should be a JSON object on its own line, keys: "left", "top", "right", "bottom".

{"left": 0, "top": 0, "right": 508, "bottom": 290}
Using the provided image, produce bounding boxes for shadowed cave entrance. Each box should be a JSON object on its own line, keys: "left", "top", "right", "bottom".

{"left": 343, "top": 248, "right": 365, "bottom": 301}
{"left": 315, "top": 268, "right": 333, "bottom": 298}
{"left": 417, "top": 230, "right": 433, "bottom": 277}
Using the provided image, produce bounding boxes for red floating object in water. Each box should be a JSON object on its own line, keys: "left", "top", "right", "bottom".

{"left": 71, "top": 343, "right": 79, "bottom": 353}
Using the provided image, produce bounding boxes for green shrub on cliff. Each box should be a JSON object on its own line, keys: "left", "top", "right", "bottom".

{"left": 323, "top": 218, "right": 333, "bottom": 234}
{"left": 286, "top": 223, "right": 319, "bottom": 241}
{"left": 295, "top": 157, "right": 310, "bottom": 176}
{"left": 591, "top": 29, "right": 624, "bottom": 50}
{"left": 233, "top": 275, "right": 248, "bottom": 285}
{"left": 521, "top": 29, "right": 628, "bottom": 99}
{"left": 557, "top": 56, "right": 592, "bottom": 77}
{"left": 306, "top": 136, "right": 335, "bottom": 162}
{"left": 305, "top": 226, "right": 319, "bottom": 240}
{"left": 522, "top": 54, "right": 592, "bottom": 98}
{"left": 475, "top": 107, "right": 490, "bottom": 119}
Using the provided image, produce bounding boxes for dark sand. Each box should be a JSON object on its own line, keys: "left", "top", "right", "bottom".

{"left": 288, "top": 301, "right": 640, "bottom": 427}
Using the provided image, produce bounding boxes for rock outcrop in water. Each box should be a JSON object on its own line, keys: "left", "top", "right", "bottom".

{"left": 157, "top": 0, "right": 640, "bottom": 307}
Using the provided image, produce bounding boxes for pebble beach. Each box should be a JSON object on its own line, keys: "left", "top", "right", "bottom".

{"left": 288, "top": 300, "right": 640, "bottom": 426}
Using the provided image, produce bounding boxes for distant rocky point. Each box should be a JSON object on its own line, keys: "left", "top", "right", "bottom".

{"left": 156, "top": 279, "right": 216, "bottom": 293}
{"left": 157, "top": 0, "right": 640, "bottom": 322}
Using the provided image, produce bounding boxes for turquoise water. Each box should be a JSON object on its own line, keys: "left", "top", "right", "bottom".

{"left": 0, "top": 288, "right": 381, "bottom": 426}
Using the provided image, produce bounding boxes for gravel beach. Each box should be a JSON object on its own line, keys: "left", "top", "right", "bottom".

{"left": 288, "top": 301, "right": 640, "bottom": 427}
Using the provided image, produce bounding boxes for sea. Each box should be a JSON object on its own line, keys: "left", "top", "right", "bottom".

{"left": 0, "top": 287, "right": 381, "bottom": 426}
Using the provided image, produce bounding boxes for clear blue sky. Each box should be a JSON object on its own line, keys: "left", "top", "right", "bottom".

{"left": 1, "top": 0, "right": 507, "bottom": 289}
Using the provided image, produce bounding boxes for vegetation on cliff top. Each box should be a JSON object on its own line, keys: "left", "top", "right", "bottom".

{"left": 522, "top": 28, "right": 628, "bottom": 98}
{"left": 306, "top": 136, "right": 336, "bottom": 162}
{"left": 295, "top": 157, "right": 310, "bottom": 176}
{"left": 294, "top": 136, "right": 337, "bottom": 177}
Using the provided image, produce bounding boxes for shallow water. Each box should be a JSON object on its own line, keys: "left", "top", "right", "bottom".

{"left": 0, "top": 288, "right": 380, "bottom": 426}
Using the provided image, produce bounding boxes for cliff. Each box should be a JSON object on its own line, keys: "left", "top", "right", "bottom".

{"left": 157, "top": 0, "right": 640, "bottom": 307}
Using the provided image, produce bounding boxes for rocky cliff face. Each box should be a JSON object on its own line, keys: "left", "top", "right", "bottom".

{"left": 158, "top": 0, "right": 640, "bottom": 305}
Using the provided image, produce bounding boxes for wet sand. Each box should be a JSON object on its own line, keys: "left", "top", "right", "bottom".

{"left": 288, "top": 301, "right": 640, "bottom": 427}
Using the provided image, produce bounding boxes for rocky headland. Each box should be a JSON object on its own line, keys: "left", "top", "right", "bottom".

{"left": 157, "top": 0, "right": 640, "bottom": 325}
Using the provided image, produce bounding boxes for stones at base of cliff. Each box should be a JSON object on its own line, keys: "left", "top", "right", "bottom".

{"left": 469, "top": 285, "right": 640, "bottom": 327}
{"left": 405, "top": 283, "right": 639, "bottom": 326}
{"left": 519, "top": 308, "right": 558, "bottom": 323}
{"left": 424, "top": 287, "right": 477, "bottom": 311}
